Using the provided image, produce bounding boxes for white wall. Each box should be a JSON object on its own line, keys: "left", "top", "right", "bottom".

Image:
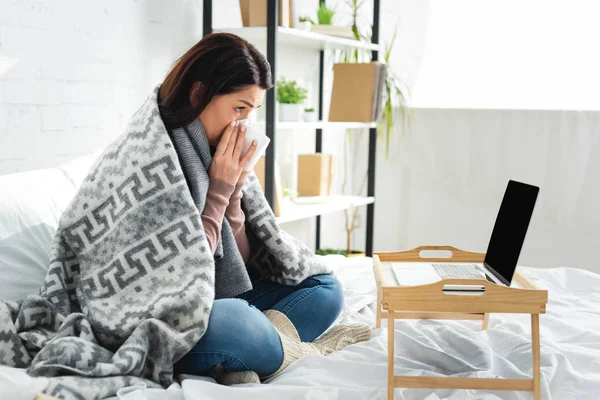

{"left": 349, "top": 107, "right": 600, "bottom": 273}
{"left": 0, "top": 0, "right": 204, "bottom": 175}
{"left": 411, "top": 0, "right": 600, "bottom": 110}
{"left": 350, "top": 0, "right": 600, "bottom": 273}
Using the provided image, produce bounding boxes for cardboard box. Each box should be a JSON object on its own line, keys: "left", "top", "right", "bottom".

{"left": 328, "top": 62, "right": 386, "bottom": 122}
{"left": 297, "top": 154, "right": 333, "bottom": 196}
{"left": 239, "top": 0, "right": 292, "bottom": 28}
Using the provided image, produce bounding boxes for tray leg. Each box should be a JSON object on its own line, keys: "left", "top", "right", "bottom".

{"left": 376, "top": 294, "right": 382, "bottom": 329}
{"left": 388, "top": 313, "right": 395, "bottom": 400}
{"left": 532, "top": 314, "right": 541, "bottom": 400}
{"left": 481, "top": 313, "right": 490, "bottom": 330}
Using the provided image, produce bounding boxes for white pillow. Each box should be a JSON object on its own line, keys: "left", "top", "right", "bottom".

{"left": 0, "top": 151, "right": 102, "bottom": 301}
{"left": 56, "top": 148, "right": 104, "bottom": 188}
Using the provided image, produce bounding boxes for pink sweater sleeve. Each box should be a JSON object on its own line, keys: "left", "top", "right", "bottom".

{"left": 201, "top": 179, "right": 251, "bottom": 263}
{"left": 201, "top": 179, "right": 235, "bottom": 255}
{"left": 225, "top": 184, "right": 251, "bottom": 263}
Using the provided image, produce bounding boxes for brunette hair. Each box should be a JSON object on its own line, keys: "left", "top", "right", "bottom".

{"left": 158, "top": 33, "right": 272, "bottom": 128}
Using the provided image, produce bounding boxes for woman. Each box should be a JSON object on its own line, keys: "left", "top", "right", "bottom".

{"left": 0, "top": 32, "right": 370, "bottom": 400}
{"left": 159, "top": 33, "right": 371, "bottom": 384}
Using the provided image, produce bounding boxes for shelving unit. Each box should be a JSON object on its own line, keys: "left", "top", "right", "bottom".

{"left": 213, "top": 26, "right": 380, "bottom": 51}
{"left": 253, "top": 121, "right": 378, "bottom": 130}
{"left": 276, "top": 196, "right": 375, "bottom": 224}
{"left": 203, "top": 0, "right": 381, "bottom": 257}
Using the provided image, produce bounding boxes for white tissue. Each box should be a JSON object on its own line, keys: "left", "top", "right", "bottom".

{"left": 237, "top": 119, "right": 270, "bottom": 172}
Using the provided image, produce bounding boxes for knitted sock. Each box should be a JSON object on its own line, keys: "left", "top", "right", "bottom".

{"left": 220, "top": 370, "right": 261, "bottom": 385}
{"left": 263, "top": 309, "right": 301, "bottom": 341}
{"left": 261, "top": 310, "right": 373, "bottom": 381}
{"left": 265, "top": 310, "right": 372, "bottom": 356}
{"left": 210, "top": 364, "right": 261, "bottom": 385}
{"left": 312, "top": 323, "right": 372, "bottom": 356}
{"left": 262, "top": 310, "right": 320, "bottom": 381}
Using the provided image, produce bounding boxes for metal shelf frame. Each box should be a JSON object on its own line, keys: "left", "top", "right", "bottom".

{"left": 202, "top": 0, "right": 380, "bottom": 256}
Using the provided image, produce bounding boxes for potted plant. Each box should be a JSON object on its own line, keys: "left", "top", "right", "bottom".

{"left": 379, "top": 25, "right": 413, "bottom": 158}
{"left": 277, "top": 77, "right": 308, "bottom": 122}
{"left": 303, "top": 107, "right": 318, "bottom": 122}
{"left": 317, "top": 3, "right": 335, "bottom": 25}
{"left": 320, "top": 2, "right": 412, "bottom": 258}
{"left": 341, "top": 0, "right": 412, "bottom": 153}
{"left": 282, "top": 187, "right": 298, "bottom": 199}
{"left": 297, "top": 16, "right": 314, "bottom": 31}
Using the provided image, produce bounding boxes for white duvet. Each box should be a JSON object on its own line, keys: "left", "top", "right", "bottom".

{"left": 2, "top": 256, "right": 599, "bottom": 400}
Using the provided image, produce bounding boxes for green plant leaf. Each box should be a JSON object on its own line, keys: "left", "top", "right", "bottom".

{"left": 299, "top": 16, "right": 316, "bottom": 24}
{"left": 315, "top": 248, "right": 348, "bottom": 256}
{"left": 317, "top": 3, "right": 335, "bottom": 25}
{"left": 276, "top": 77, "right": 308, "bottom": 104}
{"left": 282, "top": 188, "right": 298, "bottom": 198}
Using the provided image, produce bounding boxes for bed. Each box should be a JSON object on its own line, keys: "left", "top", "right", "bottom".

{"left": 1, "top": 155, "right": 599, "bottom": 400}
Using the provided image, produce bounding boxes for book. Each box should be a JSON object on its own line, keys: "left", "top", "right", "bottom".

{"left": 239, "top": 0, "right": 291, "bottom": 28}
{"left": 372, "top": 63, "right": 388, "bottom": 121}
{"left": 328, "top": 62, "right": 385, "bottom": 123}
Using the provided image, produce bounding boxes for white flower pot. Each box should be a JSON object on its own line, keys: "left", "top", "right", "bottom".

{"left": 297, "top": 21, "right": 311, "bottom": 31}
{"left": 279, "top": 104, "right": 303, "bottom": 122}
{"left": 302, "top": 112, "right": 318, "bottom": 122}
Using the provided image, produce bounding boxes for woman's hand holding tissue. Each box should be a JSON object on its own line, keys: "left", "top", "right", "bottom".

{"left": 209, "top": 120, "right": 257, "bottom": 185}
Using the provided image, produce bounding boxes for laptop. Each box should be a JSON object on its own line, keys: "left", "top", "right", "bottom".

{"left": 391, "top": 180, "right": 539, "bottom": 291}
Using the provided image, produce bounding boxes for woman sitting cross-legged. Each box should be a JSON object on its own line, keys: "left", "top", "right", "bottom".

{"left": 0, "top": 32, "right": 372, "bottom": 400}
{"left": 159, "top": 33, "right": 372, "bottom": 384}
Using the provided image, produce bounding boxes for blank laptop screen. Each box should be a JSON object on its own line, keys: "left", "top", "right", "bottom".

{"left": 484, "top": 180, "right": 539, "bottom": 286}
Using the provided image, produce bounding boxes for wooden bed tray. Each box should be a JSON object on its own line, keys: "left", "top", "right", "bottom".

{"left": 374, "top": 245, "right": 548, "bottom": 400}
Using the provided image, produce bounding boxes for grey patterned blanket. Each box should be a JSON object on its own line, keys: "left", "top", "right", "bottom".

{"left": 0, "top": 87, "right": 332, "bottom": 399}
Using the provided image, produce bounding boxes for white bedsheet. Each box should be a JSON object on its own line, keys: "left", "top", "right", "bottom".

{"left": 3, "top": 256, "right": 599, "bottom": 400}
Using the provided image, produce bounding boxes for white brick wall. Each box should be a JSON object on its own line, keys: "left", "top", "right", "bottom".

{"left": 0, "top": 0, "right": 204, "bottom": 175}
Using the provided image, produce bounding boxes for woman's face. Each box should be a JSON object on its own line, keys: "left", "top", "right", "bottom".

{"left": 199, "top": 85, "right": 265, "bottom": 147}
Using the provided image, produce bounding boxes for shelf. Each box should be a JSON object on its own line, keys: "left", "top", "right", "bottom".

{"left": 214, "top": 27, "right": 380, "bottom": 52}
{"left": 253, "top": 121, "right": 377, "bottom": 130}
{"left": 276, "top": 196, "right": 375, "bottom": 224}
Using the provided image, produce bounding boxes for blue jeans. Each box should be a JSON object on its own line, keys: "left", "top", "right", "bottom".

{"left": 174, "top": 274, "right": 344, "bottom": 377}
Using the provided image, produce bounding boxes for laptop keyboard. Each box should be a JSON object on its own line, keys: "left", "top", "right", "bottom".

{"left": 432, "top": 264, "right": 485, "bottom": 279}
